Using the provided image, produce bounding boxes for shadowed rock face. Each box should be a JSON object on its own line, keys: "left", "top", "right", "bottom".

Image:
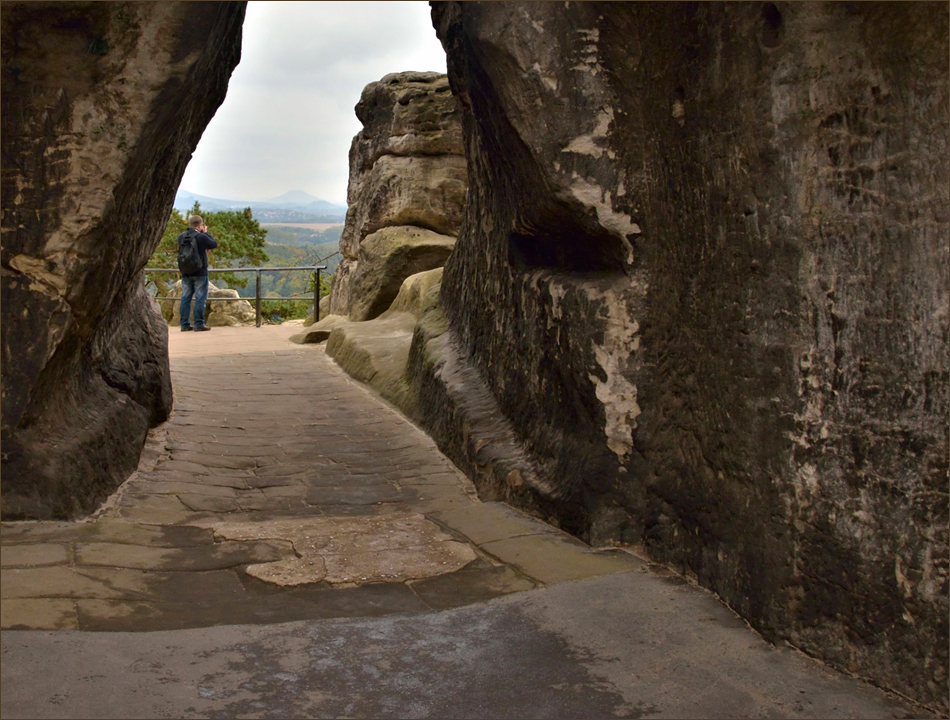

{"left": 431, "top": 1, "right": 948, "bottom": 710}
{"left": 1, "top": 1, "right": 246, "bottom": 519}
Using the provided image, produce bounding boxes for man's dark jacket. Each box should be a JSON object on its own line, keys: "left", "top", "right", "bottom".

{"left": 177, "top": 228, "right": 218, "bottom": 276}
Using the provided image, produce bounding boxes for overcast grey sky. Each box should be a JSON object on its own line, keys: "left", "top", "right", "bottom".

{"left": 178, "top": 1, "right": 447, "bottom": 206}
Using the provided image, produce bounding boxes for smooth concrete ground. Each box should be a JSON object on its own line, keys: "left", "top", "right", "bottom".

{"left": 1, "top": 571, "right": 921, "bottom": 719}
{"left": 0, "top": 324, "right": 931, "bottom": 718}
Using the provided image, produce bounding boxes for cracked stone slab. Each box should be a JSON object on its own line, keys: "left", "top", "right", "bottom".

{"left": 81, "top": 520, "right": 217, "bottom": 548}
{"left": 304, "top": 484, "right": 403, "bottom": 505}
{"left": 409, "top": 563, "right": 538, "bottom": 610}
{"left": 136, "top": 472, "right": 251, "bottom": 490}
{"left": 1, "top": 598, "right": 78, "bottom": 630}
{"left": 113, "top": 505, "right": 202, "bottom": 526}
{"left": 429, "top": 501, "right": 568, "bottom": 546}
{"left": 478, "top": 535, "right": 645, "bottom": 584}
{"left": 74, "top": 539, "right": 292, "bottom": 572}
{"left": 0, "top": 567, "right": 248, "bottom": 620}
{"left": 153, "top": 460, "right": 212, "bottom": 475}
{"left": 1, "top": 566, "right": 150, "bottom": 600}
{"left": 139, "top": 482, "right": 244, "bottom": 498}
{"left": 246, "top": 475, "right": 301, "bottom": 489}
{"left": 0, "top": 522, "right": 86, "bottom": 544}
{"left": 0, "top": 543, "right": 70, "bottom": 568}
{"left": 108, "top": 493, "right": 190, "bottom": 517}
{"left": 177, "top": 495, "right": 242, "bottom": 513}
{"left": 195, "top": 513, "right": 478, "bottom": 587}
{"left": 300, "top": 471, "right": 371, "bottom": 487}
{"left": 399, "top": 484, "right": 474, "bottom": 503}
{"left": 168, "top": 452, "right": 258, "bottom": 470}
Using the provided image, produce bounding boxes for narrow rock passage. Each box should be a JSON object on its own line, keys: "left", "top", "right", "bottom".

{"left": 0, "top": 325, "right": 925, "bottom": 718}
{"left": 1, "top": 324, "right": 635, "bottom": 632}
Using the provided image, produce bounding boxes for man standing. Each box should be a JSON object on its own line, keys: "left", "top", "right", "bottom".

{"left": 178, "top": 214, "right": 218, "bottom": 332}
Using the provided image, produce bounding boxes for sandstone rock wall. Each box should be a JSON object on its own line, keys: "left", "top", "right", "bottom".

{"left": 328, "top": 71, "right": 466, "bottom": 317}
{"left": 1, "top": 1, "right": 246, "bottom": 519}
{"left": 431, "top": 1, "right": 948, "bottom": 710}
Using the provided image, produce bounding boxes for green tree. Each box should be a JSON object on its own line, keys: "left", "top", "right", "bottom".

{"left": 258, "top": 269, "right": 333, "bottom": 323}
{"left": 145, "top": 202, "right": 269, "bottom": 295}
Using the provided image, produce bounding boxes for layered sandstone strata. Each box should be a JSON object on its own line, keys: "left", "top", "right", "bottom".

{"left": 1, "top": 2, "right": 246, "bottom": 518}
{"left": 327, "top": 71, "right": 466, "bottom": 317}
{"left": 429, "top": 1, "right": 948, "bottom": 711}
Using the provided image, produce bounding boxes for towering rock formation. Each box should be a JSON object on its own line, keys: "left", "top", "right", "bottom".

{"left": 327, "top": 71, "right": 466, "bottom": 318}
{"left": 429, "top": 1, "right": 948, "bottom": 711}
{"left": 1, "top": 2, "right": 246, "bottom": 519}
{"left": 297, "top": 71, "right": 467, "bottom": 419}
{"left": 1, "top": 0, "right": 945, "bottom": 711}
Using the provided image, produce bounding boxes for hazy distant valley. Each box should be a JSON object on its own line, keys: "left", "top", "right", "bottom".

{"left": 171, "top": 189, "right": 344, "bottom": 309}
{"left": 175, "top": 189, "right": 347, "bottom": 224}
{"left": 260, "top": 224, "right": 343, "bottom": 275}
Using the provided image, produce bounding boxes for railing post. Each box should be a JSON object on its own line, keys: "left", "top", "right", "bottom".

{"left": 255, "top": 269, "right": 262, "bottom": 328}
{"left": 146, "top": 265, "right": 334, "bottom": 323}
{"left": 314, "top": 269, "right": 320, "bottom": 323}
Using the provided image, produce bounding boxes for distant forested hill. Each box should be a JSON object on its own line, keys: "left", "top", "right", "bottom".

{"left": 175, "top": 190, "right": 346, "bottom": 223}
{"left": 264, "top": 225, "right": 342, "bottom": 249}
{"left": 229, "top": 224, "right": 343, "bottom": 301}
{"left": 263, "top": 243, "right": 307, "bottom": 267}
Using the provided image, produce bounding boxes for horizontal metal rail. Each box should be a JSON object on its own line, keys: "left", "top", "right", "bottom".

{"left": 146, "top": 265, "right": 328, "bottom": 328}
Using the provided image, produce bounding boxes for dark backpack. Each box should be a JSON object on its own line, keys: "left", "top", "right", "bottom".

{"left": 177, "top": 230, "right": 203, "bottom": 275}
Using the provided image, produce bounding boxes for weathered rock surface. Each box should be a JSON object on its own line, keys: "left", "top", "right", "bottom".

{"left": 161, "top": 280, "right": 257, "bottom": 327}
{"left": 294, "top": 269, "right": 445, "bottom": 418}
{"left": 1, "top": 2, "right": 246, "bottom": 519}
{"left": 348, "top": 71, "right": 465, "bottom": 172}
{"left": 295, "top": 267, "right": 445, "bottom": 344}
{"left": 327, "top": 259, "right": 355, "bottom": 317}
{"left": 349, "top": 226, "right": 455, "bottom": 321}
{"left": 198, "top": 514, "right": 477, "bottom": 587}
{"left": 341, "top": 155, "right": 467, "bottom": 257}
{"left": 388, "top": 267, "right": 445, "bottom": 317}
{"left": 311, "top": 73, "right": 468, "bottom": 425}
{"left": 430, "top": 1, "right": 948, "bottom": 711}
{"left": 328, "top": 71, "right": 465, "bottom": 318}
{"left": 291, "top": 314, "right": 350, "bottom": 345}
{"left": 325, "top": 313, "right": 419, "bottom": 415}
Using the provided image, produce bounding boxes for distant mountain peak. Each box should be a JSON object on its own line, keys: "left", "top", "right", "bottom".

{"left": 267, "top": 190, "right": 322, "bottom": 204}
{"left": 174, "top": 189, "right": 346, "bottom": 224}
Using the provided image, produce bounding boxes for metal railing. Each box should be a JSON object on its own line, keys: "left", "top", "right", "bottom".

{"left": 146, "top": 266, "right": 328, "bottom": 328}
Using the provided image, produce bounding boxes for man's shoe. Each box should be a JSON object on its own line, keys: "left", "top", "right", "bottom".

{"left": 181, "top": 326, "right": 193, "bottom": 332}
{"left": 195, "top": 326, "right": 211, "bottom": 332}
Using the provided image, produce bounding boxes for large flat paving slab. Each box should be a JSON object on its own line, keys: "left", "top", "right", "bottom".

{"left": 0, "top": 324, "right": 931, "bottom": 718}
{"left": 1, "top": 572, "right": 922, "bottom": 719}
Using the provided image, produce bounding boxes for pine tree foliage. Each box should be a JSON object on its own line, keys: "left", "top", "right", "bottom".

{"left": 145, "top": 202, "right": 269, "bottom": 295}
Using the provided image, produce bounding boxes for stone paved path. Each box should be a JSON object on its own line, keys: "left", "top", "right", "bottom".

{"left": 0, "top": 325, "right": 929, "bottom": 718}
{"left": 2, "top": 324, "right": 636, "bottom": 632}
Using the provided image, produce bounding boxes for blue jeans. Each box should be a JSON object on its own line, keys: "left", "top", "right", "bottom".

{"left": 180, "top": 274, "right": 209, "bottom": 329}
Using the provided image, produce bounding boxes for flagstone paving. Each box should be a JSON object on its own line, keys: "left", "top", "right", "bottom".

{"left": 0, "top": 324, "right": 930, "bottom": 718}
{"left": 1, "top": 323, "right": 639, "bottom": 633}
